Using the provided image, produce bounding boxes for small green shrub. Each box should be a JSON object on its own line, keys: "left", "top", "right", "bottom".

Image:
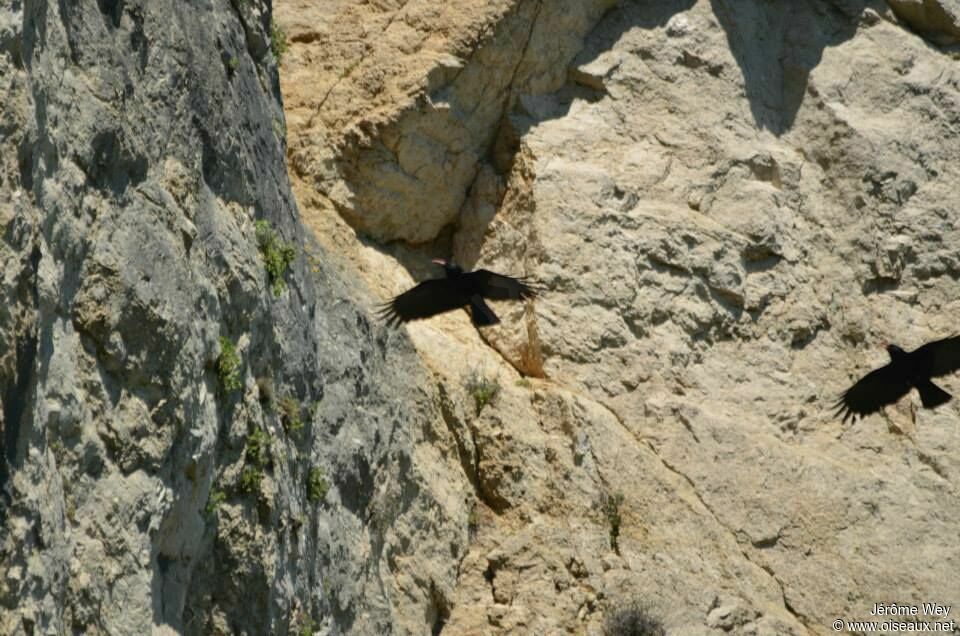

{"left": 601, "top": 492, "right": 625, "bottom": 554}
{"left": 270, "top": 22, "right": 288, "bottom": 64}
{"left": 465, "top": 371, "right": 500, "bottom": 415}
{"left": 279, "top": 395, "right": 303, "bottom": 433}
{"left": 603, "top": 602, "right": 665, "bottom": 636}
{"left": 239, "top": 427, "right": 271, "bottom": 495}
{"left": 291, "top": 615, "right": 316, "bottom": 636}
{"left": 218, "top": 336, "right": 242, "bottom": 393}
{"left": 307, "top": 467, "right": 328, "bottom": 503}
{"left": 254, "top": 219, "right": 296, "bottom": 296}
{"left": 205, "top": 489, "right": 227, "bottom": 515}
{"left": 515, "top": 377, "right": 532, "bottom": 388}
{"left": 49, "top": 437, "right": 66, "bottom": 460}
{"left": 246, "top": 427, "right": 271, "bottom": 468}
{"left": 240, "top": 466, "right": 263, "bottom": 494}
{"left": 228, "top": 56, "right": 239, "bottom": 72}
{"left": 467, "top": 506, "right": 480, "bottom": 533}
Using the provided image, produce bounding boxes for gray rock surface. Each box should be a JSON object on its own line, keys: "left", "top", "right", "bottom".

{"left": 0, "top": 1, "right": 468, "bottom": 634}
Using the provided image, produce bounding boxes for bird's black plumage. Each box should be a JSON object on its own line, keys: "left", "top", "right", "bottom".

{"left": 835, "top": 335, "right": 960, "bottom": 423}
{"left": 379, "top": 259, "right": 538, "bottom": 327}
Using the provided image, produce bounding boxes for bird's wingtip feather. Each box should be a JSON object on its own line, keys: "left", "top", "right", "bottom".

{"left": 519, "top": 278, "right": 545, "bottom": 297}
{"left": 374, "top": 302, "right": 404, "bottom": 327}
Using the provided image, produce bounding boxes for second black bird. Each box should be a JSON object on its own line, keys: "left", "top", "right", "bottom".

{"left": 379, "top": 259, "right": 538, "bottom": 328}
{"left": 835, "top": 335, "right": 960, "bottom": 423}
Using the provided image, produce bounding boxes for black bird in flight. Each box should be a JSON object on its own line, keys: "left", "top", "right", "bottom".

{"left": 379, "top": 259, "right": 538, "bottom": 327}
{"left": 835, "top": 335, "right": 960, "bottom": 423}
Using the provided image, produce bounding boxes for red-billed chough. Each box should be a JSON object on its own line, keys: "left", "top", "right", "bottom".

{"left": 835, "top": 335, "right": 960, "bottom": 423}
{"left": 379, "top": 259, "right": 538, "bottom": 328}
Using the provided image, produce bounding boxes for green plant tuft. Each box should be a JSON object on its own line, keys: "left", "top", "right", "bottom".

{"left": 205, "top": 489, "right": 227, "bottom": 516}
{"left": 49, "top": 437, "right": 66, "bottom": 461}
{"left": 240, "top": 466, "right": 263, "bottom": 494}
{"left": 254, "top": 219, "right": 296, "bottom": 296}
{"left": 467, "top": 506, "right": 480, "bottom": 533}
{"left": 246, "top": 427, "right": 271, "bottom": 468}
{"left": 270, "top": 22, "right": 288, "bottom": 64}
{"left": 279, "top": 395, "right": 304, "bottom": 433}
{"left": 292, "top": 615, "right": 316, "bottom": 636}
{"left": 218, "top": 336, "right": 242, "bottom": 393}
{"left": 239, "top": 427, "right": 271, "bottom": 495}
{"left": 601, "top": 492, "right": 625, "bottom": 555}
{"left": 307, "top": 467, "right": 329, "bottom": 503}
{"left": 465, "top": 370, "right": 500, "bottom": 415}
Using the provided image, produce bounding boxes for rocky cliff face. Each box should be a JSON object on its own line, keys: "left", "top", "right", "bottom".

{"left": 0, "top": 1, "right": 465, "bottom": 634}
{"left": 2, "top": 0, "right": 960, "bottom": 634}
{"left": 280, "top": 0, "right": 960, "bottom": 633}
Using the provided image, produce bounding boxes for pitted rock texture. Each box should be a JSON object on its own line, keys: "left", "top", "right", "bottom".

{"left": 280, "top": 0, "right": 960, "bottom": 634}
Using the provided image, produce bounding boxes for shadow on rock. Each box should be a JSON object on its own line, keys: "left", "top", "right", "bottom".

{"left": 709, "top": 0, "right": 872, "bottom": 135}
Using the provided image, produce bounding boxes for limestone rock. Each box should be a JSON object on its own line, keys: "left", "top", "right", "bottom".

{"left": 280, "top": 0, "right": 618, "bottom": 243}
{"left": 887, "top": 0, "right": 960, "bottom": 43}
{"left": 467, "top": 1, "right": 960, "bottom": 631}
{"left": 281, "top": 0, "right": 960, "bottom": 633}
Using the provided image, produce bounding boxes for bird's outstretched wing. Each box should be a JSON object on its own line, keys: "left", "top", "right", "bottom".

{"left": 467, "top": 269, "right": 540, "bottom": 301}
{"left": 912, "top": 335, "right": 960, "bottom": 378}
{"left": 834, "top": 364, "right": 912, "bottom": 423}
{"left": 378, "top": 278, "right": 468, "bottom": 327}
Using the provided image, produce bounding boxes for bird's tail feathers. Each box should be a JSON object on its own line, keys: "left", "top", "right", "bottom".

{"left": 469, "top": 295, "right": 500, "bottom": 326}
{"left": 917, "top": 380, "right": 952, "bottom": 409}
